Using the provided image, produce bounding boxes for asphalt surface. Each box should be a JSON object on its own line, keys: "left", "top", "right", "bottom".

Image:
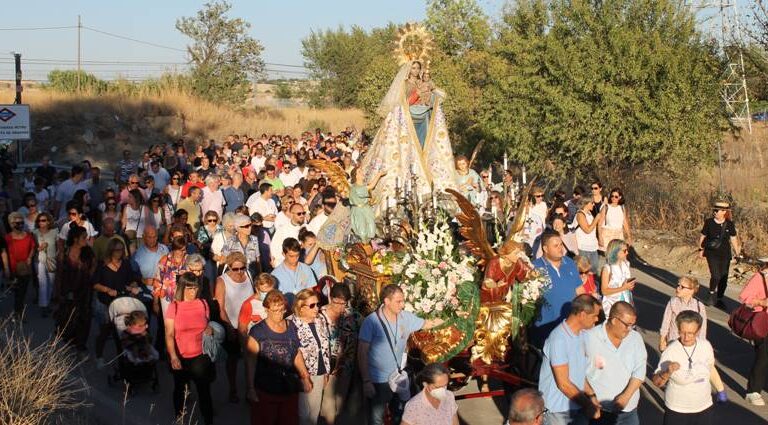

{"left": 2, "top": 259, "right": 767, "bottom": 425}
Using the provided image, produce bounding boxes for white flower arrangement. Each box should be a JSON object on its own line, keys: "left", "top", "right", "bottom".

{"left": 508, "top": 268, "right": 552, "bottom": 326}
{"left": 395, "top": 218, "right": 477, "bottom": 320}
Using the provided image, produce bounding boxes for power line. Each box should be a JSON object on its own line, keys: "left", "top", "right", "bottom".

{"left": 0, "top": 26, "right": 77, "bottom": 31}
{"left": 82, "top": 25, "right": 187, "bottom": 52}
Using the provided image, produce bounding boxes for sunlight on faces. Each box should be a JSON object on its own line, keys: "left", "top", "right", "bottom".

{"left": 229, "top": 261, "right": 247, "bottom": 274}
{"left": 542, "top": 236, "right": 564, "bottom": 262}
{"left": 678, "top": 322, "right": 700, "bottom": 347}
{"left": 384, "top": 291, "right": 406, "bottom": 315}
{"left": 284, "top": 250, "right": 300, "bottom": 267}
{"left": 579, "top": 306, "right": 601, "bottom": 330}
{"left": 300, "top": 296, "right": 320, "bottom": 320}
{"left": 609, "top": 314, "right": 637, "bottom": 339}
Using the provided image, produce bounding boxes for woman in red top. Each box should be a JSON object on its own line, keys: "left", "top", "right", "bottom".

{"left": 2, "top": 212, "right": 36, "bottom": 316}
{"left": 575, "top": 255, "right": 599, "bottom": 298}
{"left": 164, "top": 272, "right": 215, "bottom": 425}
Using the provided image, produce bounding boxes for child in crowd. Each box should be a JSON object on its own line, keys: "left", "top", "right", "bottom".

{"left": 122, "top": 310, "right": 158, "bottom": 364}
{"left": 659, "top": 275, "right": 727, "bottom": 402}
{"left": 575, "top": 255, "right": 599, "bottom": 298}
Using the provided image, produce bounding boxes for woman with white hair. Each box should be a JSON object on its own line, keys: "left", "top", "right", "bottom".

{"left": 221, "top": 213, "right": 261, "bottom": 277}
{"left": 200, "top": 174, "right": 225, "bottom": 218}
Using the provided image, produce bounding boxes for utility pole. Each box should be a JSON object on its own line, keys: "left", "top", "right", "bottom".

{"left": 13, "top": 52, "right": 23, "bottom": 163}
{"left": 14, "top": 53, "right": 21, "bottom": 104}
{"left": 77, "top": 15, "right": 82, "bottom": 92}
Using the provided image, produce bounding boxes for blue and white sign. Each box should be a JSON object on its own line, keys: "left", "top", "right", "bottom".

{"left": 0, "top": 104, "right": 30, "bottom": 140}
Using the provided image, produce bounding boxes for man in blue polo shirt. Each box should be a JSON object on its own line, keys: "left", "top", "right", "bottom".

{"left": 358, "top": 284, "right": 444, "bottom": 425}
{"left": 270, "top": 237, "right": 316, "bottom": 306}
{"left": 531, "top": 231, "right": 583, "bottom": 347}
{"left": 583, "top": 302, "right": 646, "bottom": 425}
{"left": 539, "top": 294, "right": 602, "bottom": 425}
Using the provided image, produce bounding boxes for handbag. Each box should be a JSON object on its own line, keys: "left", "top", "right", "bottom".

{"left": 729, "top": 273, "right": 768, "bottom": 340}
{"left": 376, "top": 309, "right": 411, "bottom": 401}
{"left": 705, "top": 221, "right": 726, "bottom": 251}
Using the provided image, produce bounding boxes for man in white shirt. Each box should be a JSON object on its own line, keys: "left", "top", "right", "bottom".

{"left": 584, "top": 302, "right": 646, "bottom": 424}
{"left": 200, "top": 174, "right": 225, "bottom": 218}
{"left": 306, "top": 192, "right": 337, "bottom": 235}
{"left": 245, "top": 183, "right": 278, "bottom": 231}
{"left": 270, "top": 203, "right": 306, "bottom": 267}
{"left": 250, "top": 148, "right": 267, "bottom": 174}
{"left": 278, "top": 163, "right": 301, "bottom": 188}
{"left": 147, "top": 160, "right": 171, "bottom": 193}
{"left": 53, "top": 165, "right": 88, "bottom": 220}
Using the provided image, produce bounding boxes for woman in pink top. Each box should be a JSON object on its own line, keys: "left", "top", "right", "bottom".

{"left": 739, "top": 264, "right": 768, "bottom": 407}
{"left": 164, "top": 272, "right": 215, "bottom": 425}
{"left": 402, "top": 363, "right": 459, "bottom": 425}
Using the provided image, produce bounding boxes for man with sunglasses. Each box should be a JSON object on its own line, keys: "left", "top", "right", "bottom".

{"left": 269, "top": 203, "right": 307, "bottom": 267}
{"left": 583, "top": 302, "right": 646, "bottom": 425}
{"left": 306, "top": 192, "right": 337, "bottom": 235}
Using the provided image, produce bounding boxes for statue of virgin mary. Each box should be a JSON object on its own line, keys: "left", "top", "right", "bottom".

{"left": 358, "top": 24, "right": 457, "bottom": 215}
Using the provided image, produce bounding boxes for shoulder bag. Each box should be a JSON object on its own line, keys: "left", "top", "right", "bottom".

{"left": 729, "top": 273, "right": 768, "bottom": 340}
{"left": 376, "top": 309, "right": 411, "bottom": 401}
{"left": 705, "top": 220, "right": 727, "bottom": 251}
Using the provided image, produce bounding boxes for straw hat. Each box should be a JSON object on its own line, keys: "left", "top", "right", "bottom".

{"left": 712, "top": 200, "right": 731, "bottom": 210}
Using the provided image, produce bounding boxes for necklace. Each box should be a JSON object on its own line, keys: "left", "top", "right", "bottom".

{"left": 681, "top": 340, "right": 698, "bottom": 370}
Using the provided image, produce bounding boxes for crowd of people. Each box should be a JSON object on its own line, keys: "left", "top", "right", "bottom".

{"left": 0, "top": 127, "right": 764, "bottom": 425}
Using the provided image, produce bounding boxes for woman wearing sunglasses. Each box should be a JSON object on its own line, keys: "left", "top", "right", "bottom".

{"left": 33, "top": 212, "right": 57, "bottom": 316}
{"left": 599, "top": 187, "right": 633, "bottom": 250}
{"left": 214, "top": 251, "right": 254, "bottom": 403}
{"left": 289, "top": 288, "right": 331, "bottom": 425}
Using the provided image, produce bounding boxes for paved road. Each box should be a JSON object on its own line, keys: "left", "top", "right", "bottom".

{"left": 3, "top": 259, "right": 767, "bottom": 425}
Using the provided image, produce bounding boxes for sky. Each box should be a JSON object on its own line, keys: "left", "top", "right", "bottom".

{"left": 0, "top": 0, "right": 504, "bottom": 82}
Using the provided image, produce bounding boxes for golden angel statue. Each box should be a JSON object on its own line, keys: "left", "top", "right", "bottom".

{"left": 358, "top": 23, "right": 458, "bottom": 214}
{"left": 447, "top": 183, "right": 536, "bottom": 365}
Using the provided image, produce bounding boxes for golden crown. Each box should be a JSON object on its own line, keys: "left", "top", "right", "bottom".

{"left": 393, "top": 23, "right": 435, "bottom": 66}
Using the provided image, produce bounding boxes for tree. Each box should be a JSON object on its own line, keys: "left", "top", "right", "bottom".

{"left": 274, "top": 82, "right": 293, "bottom": 100}
{"left": 425, "top": 0, "right": 491, "bottom": 57}
{"left": 302, "top": 24, "right": 396, "bottom": 107}
{"left": 480, "top": 0, "right": 723, "bottom": 180}
{"left": 176, "top": 1, "right": 265, "bottom": 105}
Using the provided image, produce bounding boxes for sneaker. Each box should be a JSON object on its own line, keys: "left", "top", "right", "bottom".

{"left": 746, "top": 392, "right": 765, "bottom": 406}
{"left": 96, "top": 357, "right": 106, "bottom": 370}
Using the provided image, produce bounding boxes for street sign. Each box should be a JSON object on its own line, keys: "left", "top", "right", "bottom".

{"left": 0, "top": 104, "right": 30, "bottom": 140}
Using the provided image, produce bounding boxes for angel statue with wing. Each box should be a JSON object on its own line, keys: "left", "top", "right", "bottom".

{"left": 447, "top": 183, "right": 541, "bottom": 365}
{"left": 358, "top": 23, "right": 458, "bottom": 215}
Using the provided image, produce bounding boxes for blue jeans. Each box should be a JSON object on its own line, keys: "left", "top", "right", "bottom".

{"left": 545, "top": 410, "right": 588, "bottom": 425}
{"left": 592, "top": 409, "right": 639, "bottom": 425}
{"left": 368, "top": 382, "right": 405, "bottom": 425}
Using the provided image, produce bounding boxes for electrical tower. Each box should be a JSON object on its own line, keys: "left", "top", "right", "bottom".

{"left": 691, "top": 1, "right": 752, "bottom": 132}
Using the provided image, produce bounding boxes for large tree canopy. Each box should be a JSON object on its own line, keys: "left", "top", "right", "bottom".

{"left": 302, "top": 0, "right": 725, "bottom": 179}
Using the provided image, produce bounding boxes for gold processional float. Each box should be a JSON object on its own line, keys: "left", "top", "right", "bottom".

{"left": 310, "top": 23, "right": 550, "bottom": 393}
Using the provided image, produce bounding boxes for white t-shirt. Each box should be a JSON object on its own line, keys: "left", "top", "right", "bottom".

{"left": 604, "top": 204, "right": 625, "bottom": 230}
{"left": 250, "top": 156, "right": 266, "bottom": 173}
{"left": 245, "top": 194, "right": 278, "bottom": 228}
{"left": 572, "top": 211, "right": 599, "bottom": 251}
{"left": 306, "top": 212, "right": 328, "bottom": 235}
{"left": 655, "top": 339, "right": 714, "bottom": 414}
{"left": 270, "top": 222, "right": 303, "bottom": 267}
{"left": 274, "top": 211, "right": 291, "bottom": 231}
{"left": 58, "top": 220, "right": 98, "bottom": 240}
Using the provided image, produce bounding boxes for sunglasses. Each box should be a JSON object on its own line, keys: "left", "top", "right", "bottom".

{"left": 611, "top": 195, "right": 620, "bottom": 199}
{"left": 481, "top": 175, "right": 489, "bottom": 178}
{"left": 677, "top": 284, "right": 694, "bottom": 290}
{"left": 239, "top": 224, "right": 251, "bottom": 228}
{"left": 591, "top": 186, "right": 600, "bottom": 190}
{"left": 12, "top": 221, "right": 24, "bottom": 225}
{"left": 207, "top": 219, "right": 218, "bottom": 223}
{"left": 230, "top": 266, "right": 246, "bottom": 272}
{"left": 36, "top": 219, "right": 49, "bottom": 223}
{"left": 612, "top": 316, "right": 637, "bottom": 330}
{"left": 304, "top": 302, "right": 319, "bottom": 309}
{"left": 579, "top": 271, "right": 590, "bottom": 275}
{"left": 129, "top": 181, "right": 139, "bottom": 185}
{"left": 107, "top": 202, "right": 116, "bottom": 206}
{"left": 534, "top": 195, "right": 544, "bottom": 198}
{"left": 295, "top": 211, "right": 306, "bottom": 216}
{"left": 323, "top": 202, "right": 337, "bottom": 207}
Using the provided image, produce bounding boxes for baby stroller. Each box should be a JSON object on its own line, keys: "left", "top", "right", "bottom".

{"left": 107, "top": 295, "right": 160, "bottom": 393}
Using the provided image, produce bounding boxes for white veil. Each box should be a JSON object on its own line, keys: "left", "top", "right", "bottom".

{"left": 375, "top": 62, "right": 412, "bottom": 118}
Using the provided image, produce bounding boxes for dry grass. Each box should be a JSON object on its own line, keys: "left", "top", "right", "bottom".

{"left": 0, "top": 317, "right": 88, "bottom": 425}
{"left": 625, "top": 124, "right": 768, "bottom": 256}
{"left": 1, "top": 87, "right": 365, "bottom": 166}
